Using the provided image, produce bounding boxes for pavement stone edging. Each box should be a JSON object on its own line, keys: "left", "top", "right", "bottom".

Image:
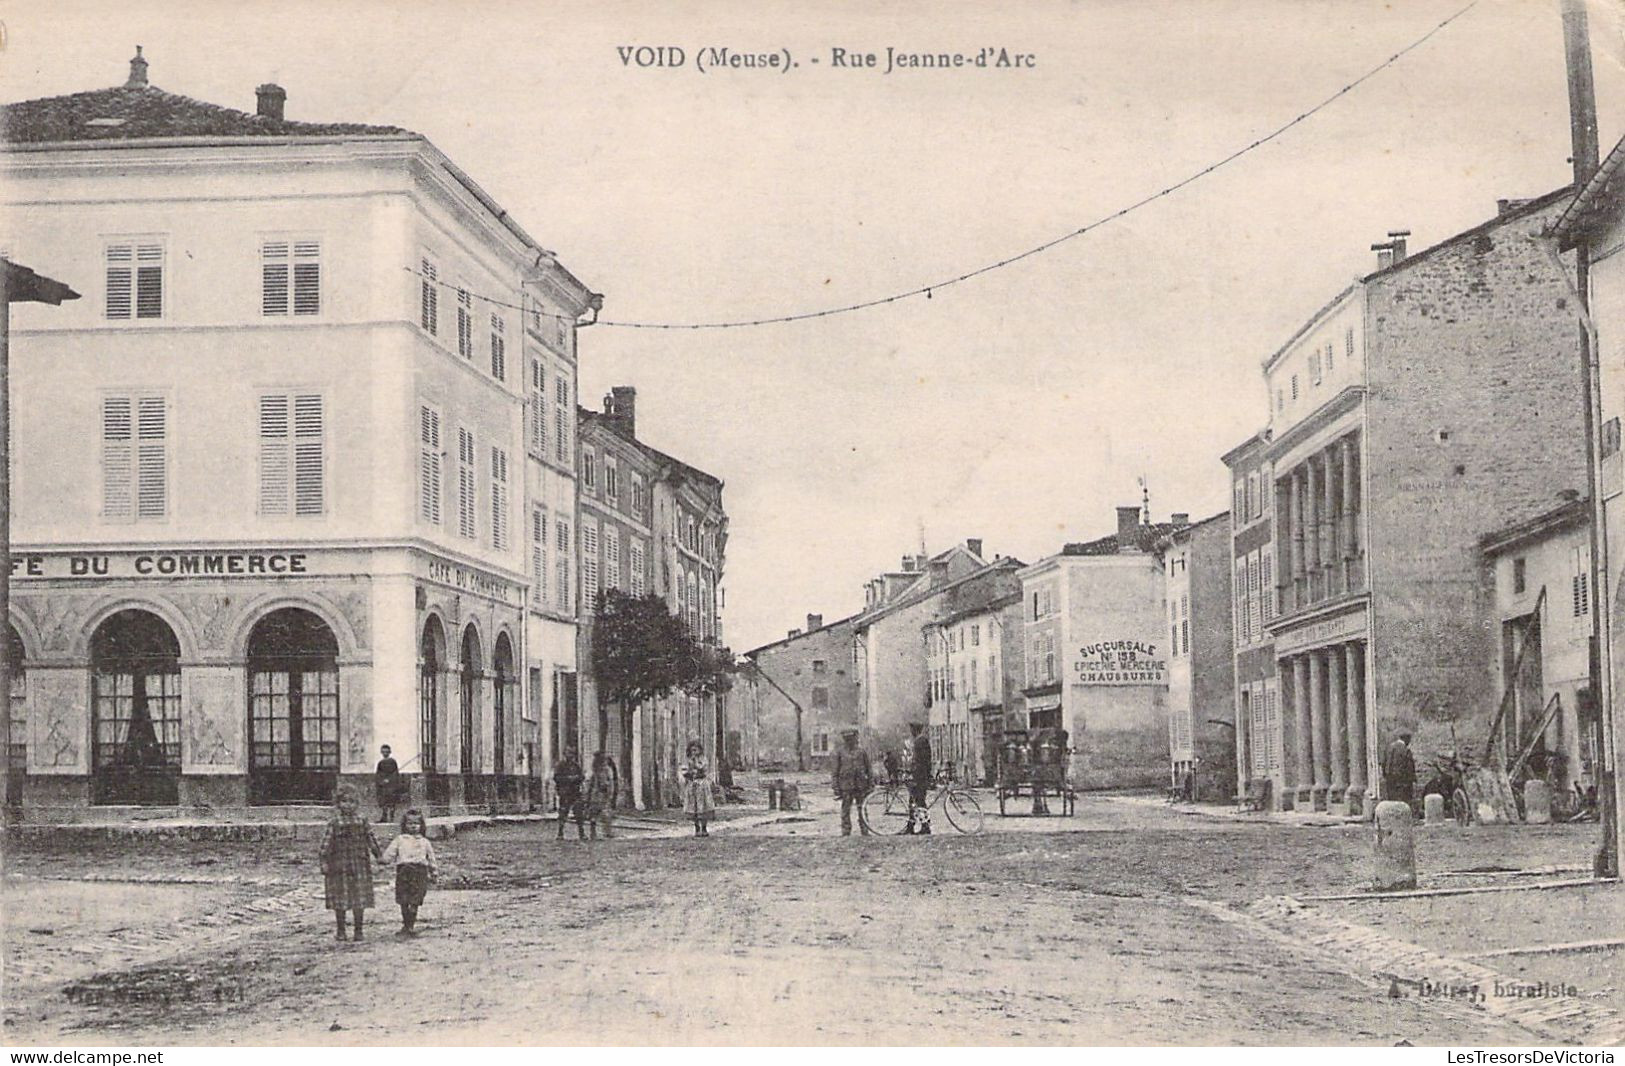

{"left": 1232, "top": 895, "right": 1625, "bottom": 1046}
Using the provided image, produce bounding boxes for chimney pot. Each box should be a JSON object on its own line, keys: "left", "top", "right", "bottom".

{"left": 1387, "top": 230, "right": 1410, "bottom": 263}
{"left": 1371, "top": 242, "right": 1394, "bottom": 271}
{"left": 606, "top": 386, "right": 637, "bottom": 438}
{"left": 806, "top": 613, "right": 823, "bottom": 632}
{"left": 126, "top": 46, "right": 149, "bottom": 88}
{"left": 1116, "top": 505, "right": 1142, "bottom": 548}
{"left": 255, "top": 83, "right": 287, "bottom": 122}
{"left": 966, "top": 538, "right": 983, "bottom": 558}
{"left": 788, "top": 628, "right": 802, "bottom": 640}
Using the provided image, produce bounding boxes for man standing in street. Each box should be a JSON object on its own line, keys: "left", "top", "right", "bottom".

{"left": 832, "top": 729, "right": 872, "bottom": 836}
{"left": 375, "top": 744, "right": 401, "bottom": 824}
{"left": 1381, "top": 731, "right": 1416, "bottom": 805}
{"left": 906, "top": 721, "right": 932, "bottom": 835}
{"left": 553, "top": 747, "right": 585, "bottom": 840}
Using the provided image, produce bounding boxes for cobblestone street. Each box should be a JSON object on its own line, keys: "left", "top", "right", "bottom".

{"left": 5, "top": 791, "right": 1620, "bottom": 1045}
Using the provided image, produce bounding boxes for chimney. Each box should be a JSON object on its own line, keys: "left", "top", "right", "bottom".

{"left": 604, "top": 385, "right": 637, "bottom": 438}
{"left": 126, "top": 46, "right": 149, "bottom": 88}
{"left": 1171, "top": 512, "right": 1190, "bottom": 526}
{"left": 928, "top": 559, "right": 950, "bottom": 583}
{"left": 1387, "top": 230, "right": 1410, "bottom": 263}
{"left": 788, "top": 628, "right": 802, "bottom": 640}
{"left": 900, "top": 555, "right": 916, "bottom": 573}
{"left": 806, "top": 613, "right": 823, "bottom": 632}
{"left": 1371, "top": 241, "right": 1395, "bottom": 271}
{"left": 255, "top": 83, "right": 287, "bottom": 122}
{"left": 965, "top": 538, "right": 984, "bottom": 559}
{"left": 1116, "top": 505, "right": 1142, "bottom": 545}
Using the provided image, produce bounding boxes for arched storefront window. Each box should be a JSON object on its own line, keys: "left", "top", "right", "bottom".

{"left": 91, "top": 609, "right": 182, "bottom": 805}
{"left": 247, "top": 608, "right": 340, "bottom": 805}
{"left": 460, "top": 625, "right": 482, "bottom": 777}
{"left": 6, "top": 625, "right": 26, "bottom": 807}
{"left": 493, "top": 634, "right": 514, "bottom": 778}
{"left": 420, "top": 618, "right": 445, "bottom": 772}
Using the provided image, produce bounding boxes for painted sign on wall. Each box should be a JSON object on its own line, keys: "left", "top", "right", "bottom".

{"left": 1073, "top": 640, "right": 1167, "bottom": 685}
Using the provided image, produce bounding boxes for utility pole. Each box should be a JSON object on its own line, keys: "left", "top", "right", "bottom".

{"left": 0, "top": 260, "right": 80, "bottom": 819}
{"left": 1559, "top": 0, "right": 1619, "bottom": 878}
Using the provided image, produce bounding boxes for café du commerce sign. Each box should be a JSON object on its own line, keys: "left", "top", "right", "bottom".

{"left": 1073, "top": 639, "right": 1168, "bottom": 685}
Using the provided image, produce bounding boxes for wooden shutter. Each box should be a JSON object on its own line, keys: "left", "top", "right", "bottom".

{"left": 420, "top": 258, "right": 438, "bottom": 333}
{"left": 457, "top": 427, "right": 476, "bottom": 538}
{"left": 419, "top": 406, "right": 442, "bottom": 524}
{"left": 105, "top": 244, "right": 133, "bottom": 320}
{"left": 530, "top": 359, "right": 547, "bottom": 454}
{"left": 293, "top": 394, "right": 324, "bottom": 515}
{"left": 135, "top": 395, "right": 166, "bottom": 518}
{"left": 555, "top": 519, "right": 571, "bottom": 611}
{"left": 456, "top": 289, "right": 473, "bottom": 358}
{"left": 261, "top": 241, "right": 290, "bottom": 315}
{"left": 258, "top": 394, "right": 291, "bottom": 515}
{"left": 490, "top": 314, "right": 506, "bottom": 381}
{"left": 135, "top": 244, "right": 163, "bottom": 319}
{"left": 531, "top": 508, "right": 547, "bottom": 606}
{"left": 292, "top": 241, "right": 320, "bottom": 315}
{"left": 490, "top": 446, "right": 509, "bottom": 550}
{"left": 101, "top": 396, "right": 134, "bottom": 517}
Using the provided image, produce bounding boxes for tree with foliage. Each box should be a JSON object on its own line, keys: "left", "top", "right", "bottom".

{"left": 591, "top": 590, "right": 694, "bottom": 801}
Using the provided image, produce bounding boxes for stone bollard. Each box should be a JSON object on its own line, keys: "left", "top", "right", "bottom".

{"left": 1373, "top": 800, "right": 1417, "bottom": 891}
{"left": 1523, "top": 779, "right": 1551, "bottom": 825}
{"left": 1423, "top": 792, "right": 1445, "bottom": 825}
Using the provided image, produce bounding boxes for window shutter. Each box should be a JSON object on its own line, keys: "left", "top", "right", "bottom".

{"left": 135, "top": 395, "right": 166, "bottom": 518}
{"left": 457, "top": 427, "right": 476, "bottom": 538}
{"left": 1260, "top": 552, "right": 1274, "bottom": 621}
{"left": 102, "top": 396, "right": 134, "bottom": 517}
{"left": 531, "top": 508, "right": 548, "bottom": 607}
{"left": 261, "top": 241, "right": 290, "bottom": 315}
{"left": 420, "top": 258, "right": 438, "bottom": 334}
{"left": 135, "top": 244, "right": 163, "bottom": 319}
{"left": 457, "top": 289, "right": 473, "bottom": 358}
{"left": 1247, "top": 552, "right": 1262, "bottom": 640}
{"left": 419, "top": 406, "right": 442, "bottom": 525}
{"left": 491, "top": 446, "right": 509, "bottom": 550}
{"left": 490, "top": 314, "right": 506, "bottom": 381}
{"left": 293, "top": 394, "right": 324, "bottom": 515}
{"left": 530, "top": 359, "right": 547, "bottom": 454}
{"left": 292, "top": 242, "right": 320, "bottom": 315}
{"left": 555, "top": 519, "right": 571, "bottom": 611}
{"left": 105, "top": 244, "right": 134, "bottom": 319}
{"left": 258, "top": 394, "right": 291, "bottom": 515}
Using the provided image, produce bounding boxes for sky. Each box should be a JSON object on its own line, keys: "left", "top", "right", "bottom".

{"left": 5, "top": 0, "right": 1624, "bottom": 652}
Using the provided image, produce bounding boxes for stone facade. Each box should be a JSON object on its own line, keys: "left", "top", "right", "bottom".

{"left": 1158, "top": 512, "right": 1236, "bottom": 802}
{"left": 741, "top": 613, "right": 861, "bottom": 771}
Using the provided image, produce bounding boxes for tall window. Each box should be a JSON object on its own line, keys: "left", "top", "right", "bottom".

{"left": 247, "top": 608, "right": 340, "bottom": 805}
{"left": 102, "top": 394, "right": 166, "bottom": 520}
{"left": 7, "top": 626, "right": 25, "bottom": 781}
{"left": 1260, "top": 552, "right": 1274, "bottom": 621}
{"left": 553, "top": 375, "right": 571, "bottom": 463}
{"left": 105, "top": 241, "right": 164, "bottom": 320}
{"left": 261, "top": 240, "right": 320, "bottom": 316}
{"left": 604, "top": 526, "right": 621, "bottom": 591}
{"left": 555, "top": 518, "right": 572, "bottom": 612}
{"left": 606, "top": 460, "right": 619, "bottom": 504}
{"left": 456, "top": 427, "right": 477, "bottom": 539}
{"left": 629, "top": 539, "right": 645, "bottom": 596}
{"left": 419, "top": 256, "right": 438, "bottom": 334}
{"left": 259, "top": 393, "right": 324, "bottom": 516}
{"left": 582, "top": 522, "right": 600, "bottom": 608}
{"left": 631, "top": 476, "right": 646, "bottom": 518}
{"left": 582, "top": 450, "right": 597, "bottom": 491}
{"left": 490, "top": 446, "right": 510, "bottom": 551}
{"left": 456, "top": 288, "right": 474, "bottom": 359}
{"left": 531, "top": 507, "right": 549, "bottom": 607}
{"left": 90, "top": 610, "right": 181, "bottom": 806}
{"left": 530, "top": 358, "right": 548, "bottom": 455}
{"left": 418, "top": 405, "right": 442, "bottom": 525}
{"left": 489, "top": 314, "right": 506, "bottom": 381}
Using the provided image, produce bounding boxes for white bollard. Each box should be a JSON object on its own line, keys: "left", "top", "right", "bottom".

{"left": 1373, "top": 800, "right": 1417, "bottom": 891}
{"left": 1423, "top": 792, "right": 1445, "bottom": 825}
{"left": 1523, "top": 779, "right": 1551, "bottom": 825}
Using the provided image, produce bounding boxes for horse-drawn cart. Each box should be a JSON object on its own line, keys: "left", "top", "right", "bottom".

{"left": 995, "top": 727, "right": 1075, "bottom": 816}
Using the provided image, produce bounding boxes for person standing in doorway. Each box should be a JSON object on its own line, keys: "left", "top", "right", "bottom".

{"left": 375, "top": 744, "right": 401, "bottom": 824}
{"left": 682, "top": 740, "right": 714, "bottom": 837}
{"left": 1382, "top": 731, "right": 1417, "bottom": 805}
{"left": 906, "top": 721, "right": 932, "bottom": 835}
{"left": 320, "top": 784, "right": 381, "bottom": 942}
{"left": 553, "top": 747, "right": 585, "bottom": 840}
{"left": 832, "top": 729, "right": 872, "bottom": 836}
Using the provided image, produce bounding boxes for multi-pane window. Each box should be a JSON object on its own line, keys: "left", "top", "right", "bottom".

{"left": 418, "top": 405, "right": 442, "bottom": 525}
{"left": 531, "top": 507, "right": 548, "bottom": 607}
{"left": 606, "top": 459, "right": 619, "bottom": 504}
{"left": 8, "top": 629, "right": 25, "bottom": 774}
{"left": 555, "top": 518, "right": 572, "bottom": 612}
{"left": 258, "top": 393, "right": 324, "bottom": 516}
{"left": 582, "top": 523, "right": 600, "bottom": 608}
{"left": 1512, "top": 557, "right": 1527, "bottom": 595}
{"left": 261, "top": 240, "right": 320, "bottom": 316}
{"left": 604, "top": 527, "right": 621, "bottom": 592}
{"left": 456, "top": 428, "right": 477, "bottom": 539}
{"left": 456, "top": 288, "right": 474, "bottom": 359}
{"left": 490, "top": 446, "right": 510, "bottom": 551}
{"left": 530, "top": 359, "right": 549, "bottom": 456}
{"left": 102, "top": 394, "right": 166, "bottom": 520}
{"left": 489, "top": 314, "right": 506, "bottom": 381}
{"left": 629, "top": 539, "right": 646, "bottom": 597}
{"left": 419, "top": 257, "right": 438, "bottom": 334}
{"left": 971, "top": 625, "right": 980, "bottom": 647}
{"left": 631, "top": 476, "right": 646, "bottom": 518}
{"left": 583, "top": 450, "right": 597, "bottom": 491}
{"left": 105, "top": 241, "right": 164, "bottom": 320}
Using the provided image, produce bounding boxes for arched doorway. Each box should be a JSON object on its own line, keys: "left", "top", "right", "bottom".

{"left": 493, "top": 633, "right": 515, "bottom": 799}
{"left": 459, "top": 625, "right": 481, "bottom": 779}
{"left": 7, "top": 625, "right": 26, "bottom": 808}
{"left": 91, "top": 609, "right": 182, "bottom": 805}
{"left": 420, "top": 617, "right": 447, "bottom": 811}
{"left": 247, "top": 608, "right": 340, "bottom": 804}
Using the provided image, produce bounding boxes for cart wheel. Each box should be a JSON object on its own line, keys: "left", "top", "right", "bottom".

{"left": 1452, "top": 787, "right": 1471, "bottom": 827}
{"left": 861, "top": 785, "right": 907, "bottom": 834}
{"left": 943, "top": 787, "right": 984, "bottom": 835}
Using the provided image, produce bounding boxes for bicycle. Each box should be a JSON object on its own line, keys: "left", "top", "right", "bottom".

{"left": 858, "top": 775, "right": 984, "bottom": 835}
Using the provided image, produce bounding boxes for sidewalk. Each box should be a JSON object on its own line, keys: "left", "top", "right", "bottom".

{"left": 1105, "top": 792, "right": 1364, "bottom": 827}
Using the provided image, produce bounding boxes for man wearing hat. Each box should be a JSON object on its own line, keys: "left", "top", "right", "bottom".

{"left": 831, "top": 729, "right": 872, "bottom": 836}
{"left": 1381, "top": 730, "right": 1416, "bottom": 805}
{"left": 906, "top": 721, "right": 933, "bottom": 835}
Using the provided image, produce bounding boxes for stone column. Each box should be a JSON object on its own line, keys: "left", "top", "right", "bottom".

{"left": 1346, "top": 641, "right": 1368, "bottom": 808}
{"left": 1293, "top": 655, "right": 1313, "bottom": 803}
{"left": 1309, "top": 649, "right": 1330, "bottom": 808}
{"left": 1304, "top": 461, "right": 1321, "bottom": 602}
{"left": 1341, "top": 435, "right": 1360, "bottom": 590}
{"left": 1322, "top": 448, "right": 1339, "bottom": 594}
{"left": 1328, "top": 645, "right": 1349, "bottom": 801}
{"left": 1289, "top": 469, "right": 1305, "bottom": 609}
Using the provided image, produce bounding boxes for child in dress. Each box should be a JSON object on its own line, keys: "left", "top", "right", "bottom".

{"left": 682, "top": 741, "right": 714, "bottom": 837}
{"left": 319, "top": 784, "right": 382, "bottom": 942}
{"left": 380, "top": 808, "right": 437, "bottom": 935}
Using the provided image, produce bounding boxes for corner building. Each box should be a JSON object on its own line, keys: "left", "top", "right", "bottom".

{"left": 1262, "top": 193, "right": 1586, "bottom": 815}
{"left": 1, "top": 55, "right": 597, "bottom": 817}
